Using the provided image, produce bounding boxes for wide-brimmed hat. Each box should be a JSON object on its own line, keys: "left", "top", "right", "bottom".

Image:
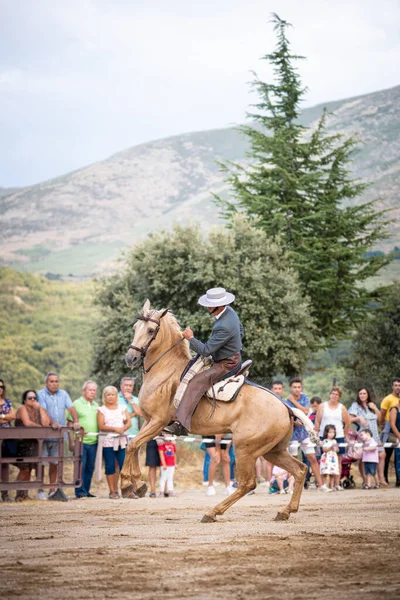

{"left": 198, "top": 287, "right": 235, "bottom": 307}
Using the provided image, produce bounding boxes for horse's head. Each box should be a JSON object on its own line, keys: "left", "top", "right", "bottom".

{"left": 125, "top": 299, "right": 168, "bottom": 370}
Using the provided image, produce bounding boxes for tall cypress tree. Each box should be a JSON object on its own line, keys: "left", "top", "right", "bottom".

{"left": 216, "top": 14, "right": 391, "bottom": 341}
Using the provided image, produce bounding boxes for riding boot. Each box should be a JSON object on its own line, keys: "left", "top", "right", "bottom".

{"left": 163, "top": 422, "right": 188, "bottom": 437}
{"left": 1, "top": 491, "right": 13, "bottom": 503}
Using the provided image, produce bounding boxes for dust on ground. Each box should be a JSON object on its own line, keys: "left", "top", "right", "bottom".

{"left": 1, "top": 485, "right": 399, "bottom": 600}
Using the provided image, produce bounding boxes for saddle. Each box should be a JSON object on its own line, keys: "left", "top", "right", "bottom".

{"left": 206, "top": 360, "right": 252, "bottom": 403}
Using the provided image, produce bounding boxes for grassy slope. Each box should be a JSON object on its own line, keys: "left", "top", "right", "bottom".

{"left": 0, "top": 266, "right": 97, "bottom": 404}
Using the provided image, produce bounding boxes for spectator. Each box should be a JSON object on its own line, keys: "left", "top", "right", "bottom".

{"left": 271, "top": 380, "right": 285, "bottom": 399}
{"left": 37, "top": 372, "right": 80, "bottom": 500}
{"left": 314, "top": 386, "right": 351, "bottom": 491}
{"left": 68, "top": 380, "right": 99, "bottom": 499}
{"left": 146, "top": 438, "right": 162, "bottom": 498}
{"left": 348, "top": 388, "right": 386, "bottom": 487}
{"left": 118, "top": 377, "right": 143, "bottom": 438}
{"left": 309, "top": 396, "right": 322, "bottom": 425}
{"left": 0, "top": 378, "right": 16, "bottom": 502}
{"left": 97, "top": 385, "right": 131, "bottom": 499}
{"left": 286, "top": 377, "right": 331, "bottom": 492}
{"left": 158, "top": 436, "right": 177, "bottom": 497}
{"left": 380, "top": 378, "right": 400, "bottom": 486}
{"left": 14, "top": 390, "right": 52, "bottom": 502}
{"left": 360, "top": 429, "right": 379, "bottom": 489}
{"left": 203, "top": 435, "right": 234, "bottom": 496}
{"left": 269, "top": 466, "right": 294, "bottom": 494}
{"left": 389, "top": 402, "right": 400, "bottom": 487}
{"left": 319, "top": 425, "right": 340, "bottom": 490}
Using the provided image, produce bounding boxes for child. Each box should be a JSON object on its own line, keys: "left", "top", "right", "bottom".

{"left": 158, "top": 436, "right": 177, "bottom": 497}
{"left": 319, "top": 424, "right": 340, "bottom": 490}
{"left": 360, "top": 428, "right": 379, "bottom": 489}
{"left": 269, "top": 466, "right": 294, "bottom": 494}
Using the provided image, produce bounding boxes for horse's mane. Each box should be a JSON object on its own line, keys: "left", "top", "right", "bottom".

{"left": 139, "top": 307, "right": 191, "bottom": 360}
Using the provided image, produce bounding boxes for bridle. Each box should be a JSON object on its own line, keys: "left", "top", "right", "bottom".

{"left": 127, "top": 309, "right": 184, "bottom": 374}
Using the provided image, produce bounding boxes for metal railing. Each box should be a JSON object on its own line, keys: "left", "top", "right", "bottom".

{"left": 0, "top": 426, "right": 83, "bottom": 498}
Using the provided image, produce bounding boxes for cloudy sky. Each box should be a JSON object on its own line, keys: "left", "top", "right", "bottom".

{"left": 0, "top": 0, "right": 399, "bottom": 187}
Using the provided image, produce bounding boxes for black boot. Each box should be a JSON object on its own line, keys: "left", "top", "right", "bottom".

{"left": 163, "top": 422, "right": 188, "bottom": 437}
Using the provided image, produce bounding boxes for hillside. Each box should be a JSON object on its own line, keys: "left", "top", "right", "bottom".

{"left": 0, "top": 266, "right": 96, "bottom": 402}
{"left": 1, "top": 85, "right": 399, "bottom": 275}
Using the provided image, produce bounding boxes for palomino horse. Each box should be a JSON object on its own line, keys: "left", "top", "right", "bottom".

{"left": 122, "top": 300, "right": 308, "bottom": 522}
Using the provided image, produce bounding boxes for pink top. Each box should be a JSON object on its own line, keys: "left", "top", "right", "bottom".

{"left": 362, "top": 439, "right": 379, "bottom": 463}
{"left": 97, "top": 405, "right": 128, "bottom": 448}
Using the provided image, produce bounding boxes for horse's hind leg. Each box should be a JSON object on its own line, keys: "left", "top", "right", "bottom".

{"left": 201, "top": 447, "right": 257, "bottom": 523}
{"left": 264, "top": 448, "right": 307, "bottom": 521}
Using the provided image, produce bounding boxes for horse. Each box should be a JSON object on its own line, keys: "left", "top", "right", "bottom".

{"left": 121, "top": 299, "right": 309, "bottom": 523}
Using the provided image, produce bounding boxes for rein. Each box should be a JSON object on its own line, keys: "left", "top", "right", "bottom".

{"left": 128, "top": 311, "right": 185, "bottom": 374}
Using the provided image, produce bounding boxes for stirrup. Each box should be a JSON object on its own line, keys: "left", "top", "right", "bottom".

{"left": 163, "top": 422, "right": 188, "bottom": 437}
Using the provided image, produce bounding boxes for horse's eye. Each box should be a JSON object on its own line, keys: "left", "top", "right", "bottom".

{"left": 148, "top": 328, "right": 155, "bottom": 335}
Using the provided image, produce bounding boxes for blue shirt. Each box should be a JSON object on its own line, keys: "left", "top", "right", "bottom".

{"left": 118, "top": 392, "right": 140, "bottom": 436}
{"left": 286, "top": 393, "right": 310, "bottom": 442}
{"left": 37, "top": 388, "right": 72, "bottom": 427}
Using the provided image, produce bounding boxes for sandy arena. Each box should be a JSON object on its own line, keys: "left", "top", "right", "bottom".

{"left": 2, "top": 486, "right": 399, "bottom": 599}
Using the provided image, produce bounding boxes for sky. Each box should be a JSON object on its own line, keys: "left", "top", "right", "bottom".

{"left": 0, "top": 0, "right": 399, "bottom": 187}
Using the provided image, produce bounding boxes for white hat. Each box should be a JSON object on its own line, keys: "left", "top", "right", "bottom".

{"left": 198, "top": 287, "right": 235, "bottom": 307}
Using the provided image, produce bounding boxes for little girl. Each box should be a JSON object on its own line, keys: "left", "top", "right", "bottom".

{"left": 158, "top": 436, "right": 177, "bottom": 497}
{"left": 320, "top": 424, "right": 340, "bottom": 490}
{"left": 269, "top": 466, "right": 294, "bottom": 494}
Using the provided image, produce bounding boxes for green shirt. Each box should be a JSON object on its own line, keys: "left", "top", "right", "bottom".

{"left": 67, "top": 397, "right": 99, "bottom": 445}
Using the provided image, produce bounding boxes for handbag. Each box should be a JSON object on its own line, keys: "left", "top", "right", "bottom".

{"left": 388, "top": 431, "right": 399, "bottom": 445}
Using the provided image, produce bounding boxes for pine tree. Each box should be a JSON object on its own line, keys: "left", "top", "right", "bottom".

{"left": 215, "top": 14, "right": 391, "bottom": 341}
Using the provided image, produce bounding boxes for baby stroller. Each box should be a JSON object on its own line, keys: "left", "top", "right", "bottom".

{"left": 340, "top": 430, "right": 362, "bottom": 489}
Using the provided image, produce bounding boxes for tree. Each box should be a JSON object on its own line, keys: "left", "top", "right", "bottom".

{"left": 92, "top": 216, "right": 316, "bottom": 387}
{"left": 344, "top": 283, "right": 400, "bottom": 399}
{"left": 215, "top": 14, "right": 391, "bottom": 342}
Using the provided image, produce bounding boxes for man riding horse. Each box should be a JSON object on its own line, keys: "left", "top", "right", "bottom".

{"left": 165, "top": 287, "right": 244, "bottom": 437}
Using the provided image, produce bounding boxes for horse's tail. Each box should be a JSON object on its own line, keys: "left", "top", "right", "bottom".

{"left": 289, "top": 407, "right": 321, "bottom": 447}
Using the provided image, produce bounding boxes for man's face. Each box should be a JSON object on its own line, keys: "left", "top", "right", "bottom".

{"left": 83, "top": 383, "right": 97, "bottom": 401}
{"left": 392, "top": 380, "right": 400, "bottom": 397}
{"left": 121, "top": 380, "right": 134, "bottom": 396}
{"left": 290, "top": 382, "right": 302, "bottom": 398}
{"left": 46, "top": 375, "right": 59, "bottom": 394}
{"left": 272, "top": 384, "right": 284, "bottom": 397}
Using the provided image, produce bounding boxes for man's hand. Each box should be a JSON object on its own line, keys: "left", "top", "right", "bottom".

{"left": 182, "top": 327, "right": 194, "bottom": 340}
{"left": 72, "top": 422, "right": 82, "bottom": 432}
{"left": 51, "top": 422, "right": 61, "bottom": 430}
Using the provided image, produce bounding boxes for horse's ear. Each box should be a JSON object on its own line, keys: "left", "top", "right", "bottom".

{"left": 142, "top": 299, "right": 151, "bottom": 314}
{"left": 159, "top": 308, "right": 169, "bottom": 319}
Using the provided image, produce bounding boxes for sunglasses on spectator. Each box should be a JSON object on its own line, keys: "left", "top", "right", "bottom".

{"left": 0, "top": 385, "right": 5, "bottom": 389}
{"left": 26, "top": 395, "right": 37, "bottom": 400}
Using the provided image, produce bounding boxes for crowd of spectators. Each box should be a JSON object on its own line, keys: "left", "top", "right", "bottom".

{"left": 0, "top": 373, "right": 400, "bottom": 502}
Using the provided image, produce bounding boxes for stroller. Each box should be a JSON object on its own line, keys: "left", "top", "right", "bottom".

{"left": 340, "top": 430, "right": 363, "bottom": 489}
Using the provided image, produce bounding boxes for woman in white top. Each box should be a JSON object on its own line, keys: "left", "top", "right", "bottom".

{"left": 314, "top": 387, "right": 350, "bottom": 491}
{"left": 97, "top": 386, "right": 131, "bottom": 499}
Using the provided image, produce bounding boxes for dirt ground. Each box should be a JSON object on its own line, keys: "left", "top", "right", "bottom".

{"left": 1, "top": 484, "right": 399, "bottom": 600}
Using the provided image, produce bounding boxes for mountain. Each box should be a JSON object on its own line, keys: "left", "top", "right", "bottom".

{"left": 1, "top": 85, "right": 399, "bottom": 276}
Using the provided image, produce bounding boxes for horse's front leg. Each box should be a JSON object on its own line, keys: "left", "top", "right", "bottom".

{"left": 120, "top": 419, "right": 165, "bottom": 498}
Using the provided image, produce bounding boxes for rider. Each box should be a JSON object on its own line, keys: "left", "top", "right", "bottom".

{"left": 165, "top": 287, "right": 243, "bottom": 437}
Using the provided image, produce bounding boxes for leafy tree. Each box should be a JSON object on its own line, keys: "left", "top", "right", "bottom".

{"left": 92, "top": 216, "right": 316, "bottom": 386}
{"left": 0, "top": 266, "right": 96, "bottom": 404}
{"left": 344, "top": 283, "right": 400, "bottom": 399}
{"left": 215, "top": 14, "right": 391, "bottom": 342}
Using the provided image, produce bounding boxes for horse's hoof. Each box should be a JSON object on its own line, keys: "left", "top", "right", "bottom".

{"left": 135, "top": 483, "right": 148, "bottom": 498}
{"left": 201, "top": 514, "right": 216, "bottom": 523}
{"left": 274, "top": 511, "right": 290, "bottom": 521}
{"left": 121, "top": 485, "right": 135, "bottom": 498}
